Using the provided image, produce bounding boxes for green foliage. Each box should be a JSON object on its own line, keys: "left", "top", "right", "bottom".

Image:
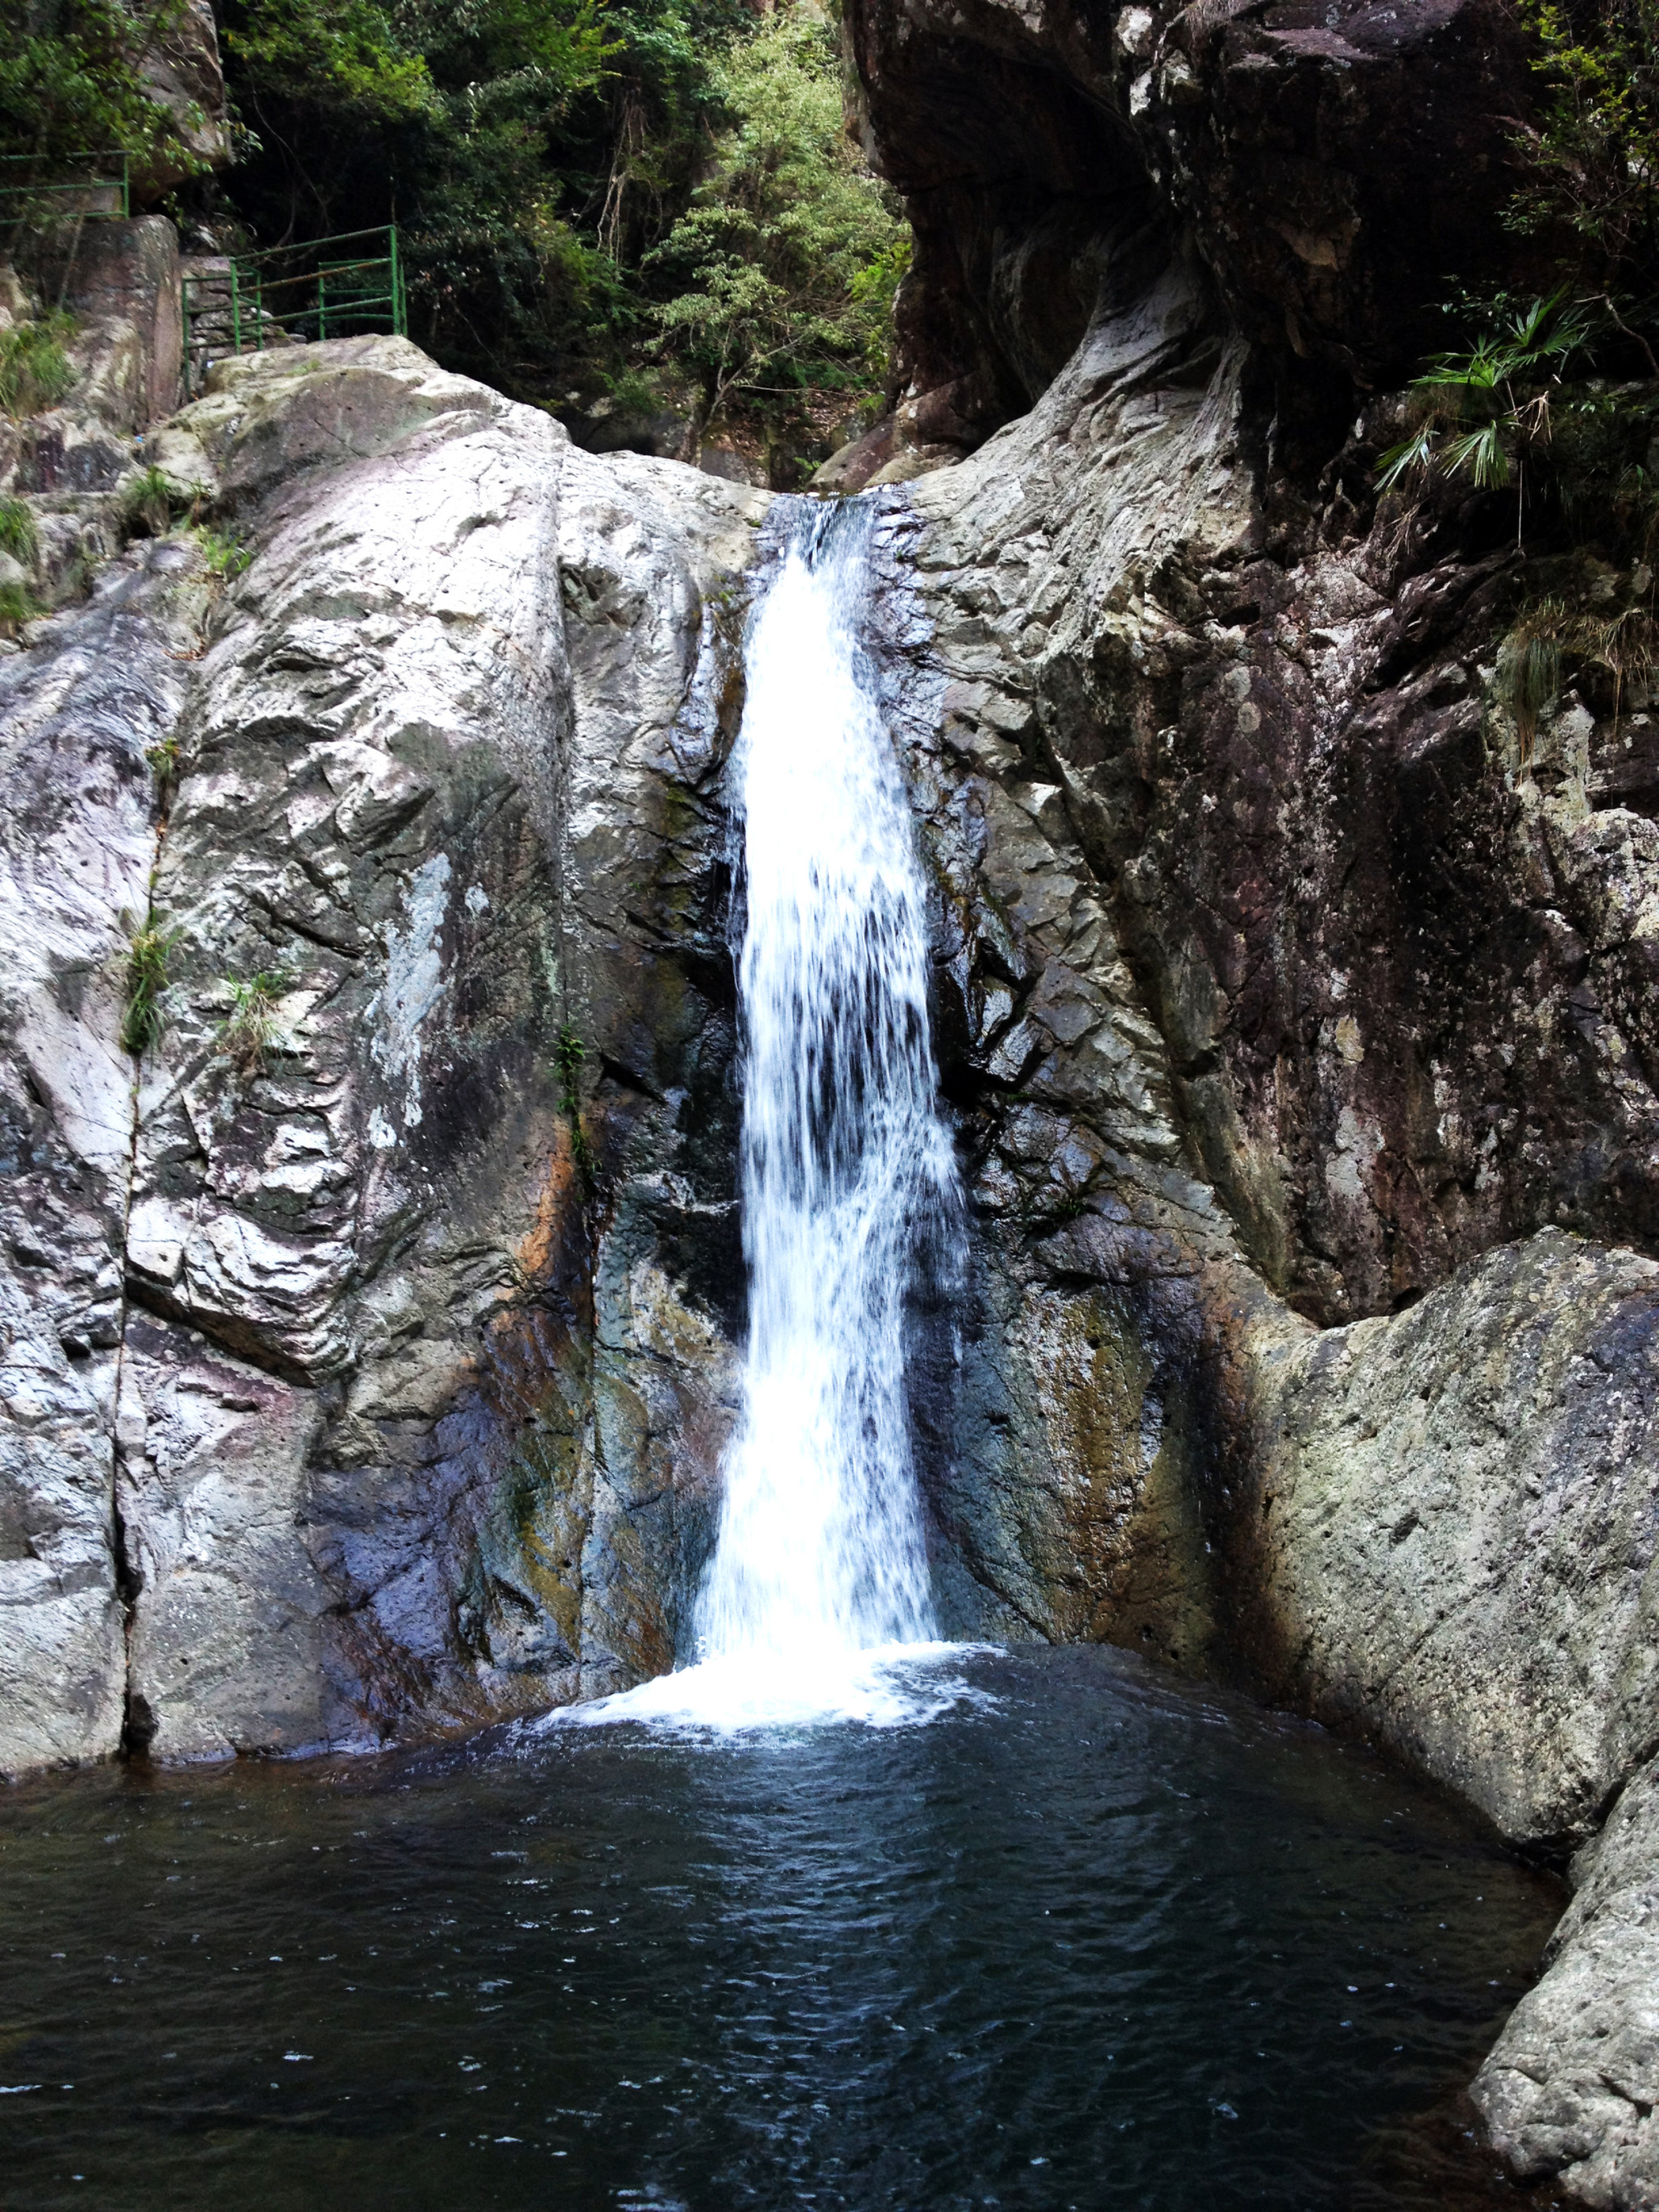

{"left": 222, "top": 0, "right": 436, "bottom": 122}
{"left": 121, "top": 912, "right": 178, "bottom": 1057}
{"left": 144, "top": 730, "right": 181, "bottom": 802}
{"left": 218, "top": 0, "right": 624, "bottom": 388}
{"left": 1510, "top": 0, "right": 1659, "bottom": 307}
{"left": 553, "top": 1022, "right": 595, "bottom": 1185}
{"left": 0, "top": 580, "right": 43, "bottom": 635}
{"left": 0, "top": 314, "right": 77, "bottom": 420}
{"left": 120, "top": 463, "right": 196, "bottom": 536}
{"left": 1377, "top": 292, "right": 1594, "bottom": 495}
{"left": 217, "top": 970, "right": 289, "bottom": 1074}
{"left": 0, "top": 0, "right": 209, "bottom": 193}
{"left": 187, "top": 523, "right": 252, "bottom": 577}
{"left": 643, "top": 9, "right": 905, "bottom": 435}
{"left": 207, "top": 0, "right": 904, "bottom": 446}
{"left": 0, "top": 497, "right": 39, "bottom": 570}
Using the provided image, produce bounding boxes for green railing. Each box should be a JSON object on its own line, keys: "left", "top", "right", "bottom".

{"left": 0, "top": 150, "right": 131, "bottom": 224}
{"left": 182, "top": 225, "right": 407, "bottom": 395}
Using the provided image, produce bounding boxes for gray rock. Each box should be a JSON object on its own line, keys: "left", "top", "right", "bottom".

{"left": 1235, "top": 1228, "right": 1659, "bottom": 1849}
{"left": 108, "top": 339, "right": 766, "bottom": 1752}
{"left": 0, "top": 539, "right": 207, "bottom": 1770}
{"left": 0, "top": 333, "right": 772, "bottom": 1765}
{"left": 1475, "top": 1754, "right": 1659, "bottom": 2208}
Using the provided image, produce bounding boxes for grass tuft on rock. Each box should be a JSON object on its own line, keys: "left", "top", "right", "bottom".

{"left": 121, "top": 915, "right": 178, "bottom": 1057}
{"left": 120, "top": 465, "right": 195, "bottom": 540}
{"left": 217, "top": 971, "right": 290, "bottom": 1077}
{"left": 0, "top": 496, "right": 39, "bottom": 570}
{"left": 0, "top": 316, "right": 76, "bottom": 421}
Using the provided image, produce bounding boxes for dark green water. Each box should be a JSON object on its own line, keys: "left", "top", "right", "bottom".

{"left": 0, "top": 1645, "right": 1563, "bottom": 2211}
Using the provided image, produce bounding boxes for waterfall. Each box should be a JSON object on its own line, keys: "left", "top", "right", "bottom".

{"left": 698, "top": 502, "right": 953, "bottom": 1664}
{"left": 574, "top": 501, "right": 966, "bottom": 1729}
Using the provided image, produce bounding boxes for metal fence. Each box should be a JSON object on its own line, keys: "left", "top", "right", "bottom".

{"left": 182, "top": 226, "right": 407, "bottom": 395}
{"left": 0, "top": 151, "right": 131, "bottom": 228}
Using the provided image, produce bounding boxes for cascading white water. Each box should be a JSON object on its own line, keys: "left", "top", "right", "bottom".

{"left": 571, "top": 501, "right": 966, "bottom": 1729}
{"left": 696, "top": 502, "right": 953, "bottom": 1669}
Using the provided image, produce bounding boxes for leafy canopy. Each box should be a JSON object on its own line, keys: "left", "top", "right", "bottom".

{"left": 0, "top": 0, "right": 211, "bottom": 189}
{"left": 1508, "top": 0, "right": 1659, "bottom": 301}
{"left": 645, "top": 9, "right": 906, "bottom": 424}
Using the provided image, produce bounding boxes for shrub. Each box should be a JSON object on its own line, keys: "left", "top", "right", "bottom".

{"left": 1378, "top": 293, "right": 1596, "bottom": 498}
{"left": 0, "top": 497, "right": 39, "bottom": 570}
{"left": 0, "top": 316, "right": 77, "bottom": 420}
{"left": 1508, "top": 0, "right": 1659, "bottom": 316}
{"left": 644, "top": 8, "right": 906, "bottom": 446}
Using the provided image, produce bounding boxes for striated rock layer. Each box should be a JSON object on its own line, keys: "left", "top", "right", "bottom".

{"left": 0, "top": 335, "right": 764, "bottom": 1758}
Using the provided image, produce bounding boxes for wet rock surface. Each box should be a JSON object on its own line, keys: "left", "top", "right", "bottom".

{"left": 1475, "top": 1753, "right": 1659, "bottom": 2209}
{"left": 0, "top": 336, "right": 765, "bottom": 1763}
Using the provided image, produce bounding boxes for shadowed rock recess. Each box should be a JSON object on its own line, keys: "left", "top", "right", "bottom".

{"left": 0, "top": 0, "right": 1657, "bottom": 2200}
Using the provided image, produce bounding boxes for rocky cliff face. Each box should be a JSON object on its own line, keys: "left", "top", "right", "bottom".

{"left": 0, "top": 335, "right": 766, "bottom": 1761}
{"left": 2, "top": 2, "right": 1658, "bottom": 2200}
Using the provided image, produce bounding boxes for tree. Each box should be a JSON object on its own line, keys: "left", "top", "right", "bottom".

{"left": 0, "top": 0, "right": 210, "bottom": 209}
{"left": 644, "top": 6, "right": 906, "bottom": 452}
{"left": 1508, "top": 0, "right": 1659, "bottom": 312}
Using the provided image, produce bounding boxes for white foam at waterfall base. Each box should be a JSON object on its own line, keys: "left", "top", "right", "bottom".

{"left": 557, "top": 505, "right": 979, "bottom": 1735}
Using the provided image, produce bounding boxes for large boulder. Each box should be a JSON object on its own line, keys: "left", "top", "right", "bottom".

{"left": 1235, "top": 1229, "right": 1659, "bottom": 1850}
{"left": 0, "top": 336, "right": 766, "bottom": 1767}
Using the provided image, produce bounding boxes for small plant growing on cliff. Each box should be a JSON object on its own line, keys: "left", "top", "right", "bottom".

{"left": 121, "top": 913, "right": 179, "bottom": 1057}
{"left": 217, "top": 971, "right": 290, "bottom": 1077}
{"left": 187, "top": 523, "right": 251, "bottom": 579}
{"left": 0, "top": 316, "right": 76, "bottom": 421}
{"left": 554, "top": 1022, "right": 595, "bottom": 1186}
{"left": 120, "top": 465, "right": 190, "bottom": 540}
{"left": 1377, "top": 293, "right": 1595, "bottom": 534}
{"left": 0, "top": 496, "right": 38, "bottom": 570}
{"left": 1495, "top": 593, "right": 1659, "bottom": 763}
{"left": 0, "top": 580, "right": 41, "bottom": 638}
{"left": 1496, "top": 601, "right": 1568, "bottom": 764}
{"left": 144, "top": 732, "right": 183, "bottom": 807}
